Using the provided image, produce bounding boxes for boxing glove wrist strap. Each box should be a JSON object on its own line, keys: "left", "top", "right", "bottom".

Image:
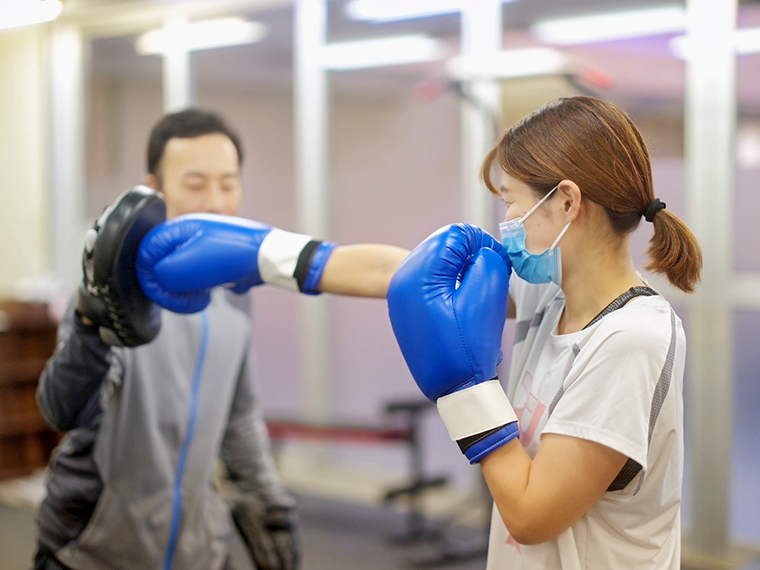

{"left": 258, "top": 229, "right": 335, "bottom": 294}
{"left": 461, "top": 423, "right": 520, "bottom": 464}
{"left": 436, "top": 379, "right": 518, "bottom": 441}
{"left": 296, "top": 240, "right": 337, "bottom": 295}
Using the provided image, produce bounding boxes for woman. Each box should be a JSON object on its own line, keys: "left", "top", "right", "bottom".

{"left": 387, "top": 96, "right": 702, "bottom": 569}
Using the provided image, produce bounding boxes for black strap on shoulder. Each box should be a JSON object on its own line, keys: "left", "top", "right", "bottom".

{"left": 608, "top": 457, "right": 644, "bottom": 492}
{"left": 579, "top": 286, "right": 659, "bottom": 492}
{"left": 583, "top": 286, "right": 658, "bottom": 330}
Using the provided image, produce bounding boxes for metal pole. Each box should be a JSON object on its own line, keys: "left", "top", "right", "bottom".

{"left": 459, "top": 0, "right": 503, "bottom": 230}
{"left": 49, "top": 23, "right": 87, "bottom": 292}
{"left": 162, "top": 15, "right": 193, "bottom": 113}
{"left": 294, "top": 0, "right": 331, "bottom": 422}
{"left": 684, "top": 0, "right": 737, "bottom": 557}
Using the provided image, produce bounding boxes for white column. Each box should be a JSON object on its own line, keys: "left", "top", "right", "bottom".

{"left": 0, "top": 27, "right": 50, "bottom": 298}
{"left": 49, "top": 23, "right": 87, "bottom": 294}
{"left": 459, "top": 0, "right": 503, "bottom": 230}
{"left": 294, "top": 0, "right": 331, "bottom": 422}
{"left": 684, "top": 0, "right": 738, "bottom": 557}
{"left": 162, "top": 15, "right": 193, "bottom": 113}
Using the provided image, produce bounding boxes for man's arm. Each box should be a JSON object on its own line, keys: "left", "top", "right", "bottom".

{"left": 220, "top": 343, "right": 299, "bottom": 570}
{"left": 220, "top": 343, "right": 293, "bottom": 506}
{"left": 37, "top": 302, "right": 116, "bottom": 431}
{"left": 317, "top": 244, "right": 409, "bottom": 298}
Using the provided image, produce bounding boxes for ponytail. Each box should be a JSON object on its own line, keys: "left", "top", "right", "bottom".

{"left": 644, "top": 209, "right": 702, "bottom": 293}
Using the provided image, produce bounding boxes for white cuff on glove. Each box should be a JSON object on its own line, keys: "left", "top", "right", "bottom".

{"left": 258, "top": 229, "right": 313, "bottom": 291}
{"left": 436, "top": 380, "right": 518, "bottom": 441}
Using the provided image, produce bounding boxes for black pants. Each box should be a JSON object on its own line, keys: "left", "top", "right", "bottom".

{"left": 33, "top": 546, "right": 72, "bottom": 570}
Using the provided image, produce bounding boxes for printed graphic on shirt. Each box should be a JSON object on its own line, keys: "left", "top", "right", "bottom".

{"left": 513, "top": 371, "right": 549, "bottom": 454}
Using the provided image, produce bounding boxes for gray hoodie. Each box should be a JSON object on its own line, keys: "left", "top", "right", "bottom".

{"left": 36, "top": 289, "right": 292, "bottom": 570}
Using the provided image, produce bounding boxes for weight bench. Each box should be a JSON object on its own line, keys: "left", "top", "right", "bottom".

{"left": 266, "top": 399, "right": 447, "bottom": 544}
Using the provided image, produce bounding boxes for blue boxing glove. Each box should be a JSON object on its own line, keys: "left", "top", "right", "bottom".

{"left": 136, "top": 214, "right": 336, "bottom": 314}
{"left": 387, "top": 224, "right": 519, "bottom": 464}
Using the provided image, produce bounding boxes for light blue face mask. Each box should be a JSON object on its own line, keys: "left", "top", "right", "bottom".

{"left": 499, "top": 184, "right": 572, "bottom": 286}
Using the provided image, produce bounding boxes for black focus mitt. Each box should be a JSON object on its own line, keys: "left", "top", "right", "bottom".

{"left": 76, "top": 186, "right": 166, "bottom": 347}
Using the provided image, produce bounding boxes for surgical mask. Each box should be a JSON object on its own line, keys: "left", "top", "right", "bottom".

{"left": 499, "top": 185, "right": 571, "bottom": 286}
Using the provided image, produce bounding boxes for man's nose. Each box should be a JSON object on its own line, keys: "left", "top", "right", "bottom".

{"left": 205, "top": 186, "right": 227, "bottom": 215}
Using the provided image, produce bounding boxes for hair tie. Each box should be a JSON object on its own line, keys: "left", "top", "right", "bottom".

{"left": 644, "top": 198, "right": 666, "bottom": 223}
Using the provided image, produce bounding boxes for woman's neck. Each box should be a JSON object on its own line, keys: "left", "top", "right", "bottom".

{"left": 558, "top": 241, "right": 645, "bottom": 335}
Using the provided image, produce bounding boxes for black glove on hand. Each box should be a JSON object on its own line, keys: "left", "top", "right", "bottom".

{"left": 231, "top": 493, "right": 301, "bottom": 570}
{"left": 77, "top": 185, "right": 165, "bottom": 347}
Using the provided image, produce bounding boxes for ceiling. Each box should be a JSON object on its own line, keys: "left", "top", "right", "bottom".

{"left": 81, "top": 0, "right": 760, "bottom": 113}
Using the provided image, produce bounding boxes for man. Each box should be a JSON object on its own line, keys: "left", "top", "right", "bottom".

{"left": 35, "top": 109, "right": 408, "bottom": 570}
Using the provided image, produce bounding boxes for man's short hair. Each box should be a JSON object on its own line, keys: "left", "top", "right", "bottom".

{"left": 146, "top": 109, "right": 244, "bottom": 175}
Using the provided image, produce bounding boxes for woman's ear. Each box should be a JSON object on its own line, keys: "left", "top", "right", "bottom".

{"left": 557, "top": 180, "right": 582, "bottom": 222}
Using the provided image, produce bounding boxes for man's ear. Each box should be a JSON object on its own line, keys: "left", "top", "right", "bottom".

{"left": 557, "top": 180, "right": 581, "bottom": 223}
{"left": 143, "top": 174, "right": 159, "bottom": 191}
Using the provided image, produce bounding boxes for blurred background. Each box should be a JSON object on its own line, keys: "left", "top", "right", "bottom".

{"left": 0, "top": 0, "right": 758, "bottom": 568}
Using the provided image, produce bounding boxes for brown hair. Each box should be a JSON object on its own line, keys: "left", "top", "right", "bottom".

{"left": 481, "top": 96, "right": 702, "bottom": 293}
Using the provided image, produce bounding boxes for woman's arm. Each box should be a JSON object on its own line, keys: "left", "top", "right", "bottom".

{"left": 317, "top": 244, "right": 409, "bottom": 298}
{"left": 481, "top": 434, "right": 627, "bottom": 545}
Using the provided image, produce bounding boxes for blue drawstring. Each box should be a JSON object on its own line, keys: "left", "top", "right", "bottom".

{"left": 163, "top": 311, "right": 209, "bottom": 570}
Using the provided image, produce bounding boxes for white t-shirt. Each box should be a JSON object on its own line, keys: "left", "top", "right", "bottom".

{"left": 487, "top": 276, "right": 685, "bottom": 570}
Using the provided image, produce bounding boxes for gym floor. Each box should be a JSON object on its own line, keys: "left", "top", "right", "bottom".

{"left": 0, "top": 493, "right": 487, "bottom": 570}
{"left": 1, "top": 494, "right": 757, "bottom": 570}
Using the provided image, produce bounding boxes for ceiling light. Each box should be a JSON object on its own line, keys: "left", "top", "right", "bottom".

{"left": 322, "top": 35, "right": 444, "bottom": 71}
{"left": 735, "top": 28, "right": 760, "bottom": 55}
{"left": 447, "top": 48, "right": 568, "bottom": 82}
{"left": 135, "top": 18, "right": 267, "bottom": 56}
{"left": 0, "top": 0, "right": 62, "bottom": 31}
{"left": 670, "top": 27, "right": 760, "bottom": 58}
{"left": 346, "top": 0, "right": 517, "bottom": 23}
{"left": 532, "top": 6, "right": 686, "bottom": 45}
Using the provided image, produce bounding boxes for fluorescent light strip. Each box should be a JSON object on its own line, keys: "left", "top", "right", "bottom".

{"left": 136, "top": 18, "right": 267, "bottom": 55}
{"left": 736, "top": 28, "right": 760, "bottom": 55}
{"left": 670, "top": 28, "right": 760, "bottom": 58}
{"left": 346, "top": 0, "right": 516, "bottom": 23}
{"left": 347, "top": 0, "right": 460, "bottom": 22}
{"left": 447, "top": 48, "right": 568, "bottom": 81}
{"left": 322, "top": 35, "right": 444, "bottom": 71}
{"left": 532, "top": 6, "right": 686, "bottom": 45}
{"left": 667, "top": 36, "right": 692, "bottom": 59}
{"left": 0, "top": 0, "right": 62, "bottom": 31}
